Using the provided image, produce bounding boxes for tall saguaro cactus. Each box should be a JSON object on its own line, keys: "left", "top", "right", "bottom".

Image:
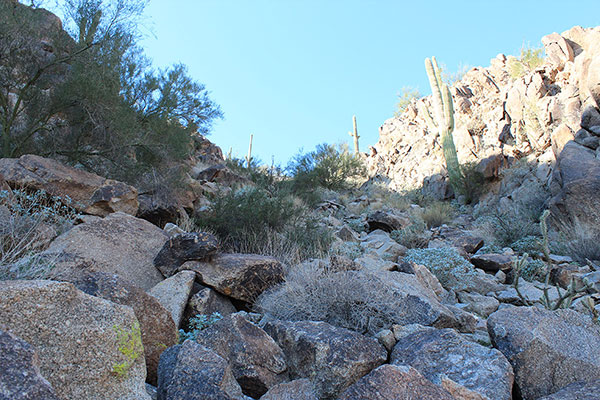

{"left": 246, "top": 134, "right": 253, "bottom": 168}
{"left": 348, "top": 115, "right": 360, "bottom": 154}
{"left": 424, "top": 57, "right": 463, "bottom": 191}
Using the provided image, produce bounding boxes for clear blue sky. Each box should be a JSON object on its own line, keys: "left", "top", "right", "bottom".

{"left": 140, "top": 1, "right": 599, "bottom": 166}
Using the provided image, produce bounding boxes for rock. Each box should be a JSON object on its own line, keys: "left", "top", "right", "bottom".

{"left": 375, "top": 329, "right": 396, "bottom": 353}
{"left": 361, "top": 229, "right": 407, "bottom": 261}
{"left": 542, "top": 32, "right": 574, "bottom": 70}
{"left": 0, "top": 329, "right": 60, "bottom": 400}
{"left": 154, "top": 232, "right": 219, "bottom": 277}
{"left": 338, "top": 364, "right": 455, "bottom": 400}
{"left": 259, "top": 379, "right": 318, "bottom": 400}
{"left": 0, "top": 154, "right": 138, "bottom": 217}
{"left": 457, "top": 291, "right": 500, "bottom": 318}
{"left": 435, "top": 227, "right": 485, "bottom": 254}
{"left": 149, "top": 270, "right": 196, "bottom": 328}
{"left": 137, "top": 192, "right": 180, "bottom": 228}
{"left": 487, "top": 306, "right": 600, "bottom": 399}
{"left": 65, "top": 271, "right": 178, "bottom": 385}
{"left": 45, "top": 212, "right": 168, "bottom": 291}
{"left": 0, "top": 281, "right": 150, "bottom": 400}
{"left": 470, "top": 253, "right": 513, "bottom": 273}
{"left": 581, "top": 105, "right": 600, "bottom": 135}
{"left": 366, "top": 211, "right": 408, "bottom": 232}
{"left": 335, "top": 226, "right": 361, "bottom": 242}
{"left": 538, "top": 380, "right": 600, "bottom": 400}
{"left": 263, "top": 320, "right": 387, "bottom": 399}
{"left": 494, "top": 280, "right": 559, "bottom": 305}
{"left": 181, "top": 254, "right": 284, "bottom": 303}
{"left": 183, "top": 286, "right": 236, "bottom": 324}
{"left": 551, "top": 124, "right": 575, "bottom": 157}
{"left": 157, "top": 340, "right": 250, "bottom": 400}
{"left": 195, "top": 313, "right": 288, "bottom": 398}
{"left": 391, "top": 327, "right": 514, "bottom": 400}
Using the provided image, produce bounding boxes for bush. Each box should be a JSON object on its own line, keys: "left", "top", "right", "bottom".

{"left": 508, "top": 46, "right": 545, "bottom": 80}
{"left": 0, "top": 188, "right": 77, "bottom": 279}
{"left": 195, "top": 187, "right": 332, "bottom": 265}
{"left": 551, "top": 216, "right": 600, "bottom": 264}
{"left": 453, "top": 162, "right": 486, "bottom": 204}
{"left": 390, "top": 218, "right": 430, "bottom": 249}
{"left": 476, "top": 208, "right": 541, "bottom": 248}
{"left": 420, "top": 201, "right": 454, "bottom": 228}
{"left": 256, "top": 263, "right": 412, "bottom": 335}
{"left": 288, "top": 143, "right": 366, "bottom": 193}
{"left": 394, "top": 87, "right": 421, "bottom": 117}
{"left": 178, "top": 312, "right": 222, "bottom": 343}
{"left": 404, "top": 248, "right": 477, "bottom": 291}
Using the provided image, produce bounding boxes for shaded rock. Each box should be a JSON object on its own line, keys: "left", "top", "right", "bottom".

{"left": 157, "top": 340, "right": 250, "bottom": 400}
{"left": 470, "top": 253, "right": 513, "bottom": 273}
{"left": 538, "top": 380, "right": 600, "bottom": 400}
{"left": 488, "top": 306, "right": 600, "bottom": 399}
{"left": 391, "top": 327, "right": 513, "bottom": 400}
{"left": 196, "top": 313, "right": 287, "bottom": 398}
{"left": 581, "top": 105, "right": 600, "bottom": 135}
{"left": 154, "top": 232, "right": 219, "bottom": 277}
{"left": 0, "top": 329, "right": 60, "bottom": 400}
{"left": 66, "top": 271, "right": 178, "bottom": 385}
{"left": 435, "top": 227, "right": 485, "bottom": 254}
{"left": 263, "top": 320, "right": 387, "bottom": 399}
{"left": 45, "top": 212, "right": 168, "bottom": 291}
{"left": 137, "top": 193, "right": 180, "bottom": 229}
{"left": 375, "top": 329, "right": 396, "bottom": 353}
{"left": 183, "top": 286, "right": 236, "bottom": 325}
{"left": 0, "top": 281, "right": 150, "bottom": 400}
{"left": 259, "top": 379, "right": 317, "bottom": 400}
{"left": 0, "top": 154, "right": 138, "bottom": 216}
{"left": 366, "top": 211, "right": 408, "bottom": 233}
{"left": 338, "top": 364, "right": 455, "bottom": 400}
{"left": 181, "top": 254, "right": 284, "bottom": 303}
{"left": 361, "top": 229, "right": 407, "bottom": 261}
{"left": 335, "top": 225, "right": 361, "bottom": 242}
{"left": 149, "top": 270, "right": 196, "bottom": 328}
{"left": 457, "top": 291, "right": 500, "bottom": 318}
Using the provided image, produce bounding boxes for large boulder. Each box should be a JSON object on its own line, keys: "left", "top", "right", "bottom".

{"left": 154, "top": 232, "right": 219, "bottom": 277}
{"left": 0, "top": 281, "right": 150, "bottom": 400}
{"left": 149, "top": 270, "right": 196, "bottom": 328}
{"left": 181, "top": 254, "right": 284, "bottom": 303}
{"left": 391, "top": 326, "right": 514, "bottom": 400}
{"left": 157, "top": 340, "right": 250, "bottom": 400}
{"left": 488, "top": 306, "right": 600, "bottom": 399}
{"left": 45, "top": 212, "right": 168, "bottom": 291}
{"left": 195, "top": 313, "right": 288, "bottom": 398}
{"left": 65, "top": 271, "right": 178, "bottom": 386}
{"left": 182, "top": 286, "right": 236, "bottom": 324}
{"left": 538, "top": 380, "right": 600, "bottom": 400}
{"left": 0, "top": 154, "right": 138, "bottom": 216}
{"left": 0, "top": 328, "right": 60, "bottom": 400}
{"left": 338, "top": 364, "right": 455, "bottom": 400}
{"left": 263, "top": 320, "right": 387, "bottom": 399}
{"left": 259, "top": 379, "right": 317, "bottom": 400}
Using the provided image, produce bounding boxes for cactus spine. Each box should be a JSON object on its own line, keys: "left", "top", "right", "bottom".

{"left": 348, "top": 115, "right": 360, "bottom": 154}
{"left": 424, "top": 57, "right": 463, "bottom": 191}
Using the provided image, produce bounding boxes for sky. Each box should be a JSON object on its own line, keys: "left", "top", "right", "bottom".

{"left": 139, "top": 0, "right": 599, "bottom": 166}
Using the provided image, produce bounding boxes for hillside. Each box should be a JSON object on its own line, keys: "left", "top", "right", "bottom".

{"left": 2, "top": 2, "right": 600, "bottom": 399}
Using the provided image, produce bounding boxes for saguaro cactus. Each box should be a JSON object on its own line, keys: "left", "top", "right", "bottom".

{"left": 246, "top": 134, "right": 253, "bottom": 168}
{"left": 424, "top": 57, "right": 463, "bottom": 191}
{"left": 348, "top": 115, "right": 360, "bottom": 154}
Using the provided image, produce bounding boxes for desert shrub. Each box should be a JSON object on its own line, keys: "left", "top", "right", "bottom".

{"left": 519, "top": 259, "right": 546, "bottom": 282}
{"left": 390, "top": 218, "right": 430, "bottom": 249}
{"left": 453, "top": 162, "right": 486, "bottom": 204}
{"left": 288, "top": 143, "right": 366, "bottom": 193}
{"left": 178, "top": 312, "right": 222, "bottom": 343}
{"left": 0, "top": 188, "right": 77, "bottom": 279}
{"left": 394, "top": 87, "right": 421, "bottom": 117}
{"left": 508, "top": 46, "right": 545, "bottom": 80}
{"left": 420, "top": 201, "right": 455, "bottom": 228}
{"left": 330, "top": 241, "right": 363, "bottom": 260}
{"left": 476, "top": 208, "right": 541, "bottom": 248}
{"left": 474, "top": 244, "right": 502, "bottom": 255}
{"left": 510, "top": 235, "right": 543, "bottom": 254}
{"left": 404, "top": 247, "right": 477, "bottom": 291}
{"left": 256, "top": 263, "right": 410, "bottom": 335}
{"left": 551, "top": 216, "right": 600, "bottom": 264}
{"left": 195, "top": 187, "right": 332, "bottom": 264}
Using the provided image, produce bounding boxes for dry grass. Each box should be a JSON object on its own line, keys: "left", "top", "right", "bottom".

{"left": 551, "top": 216, "right": 600, "bottom": 264}
{"left": 420, "top": 201, "right": 455, "bottom": 228}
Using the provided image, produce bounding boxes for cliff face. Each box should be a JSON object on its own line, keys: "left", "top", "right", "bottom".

{"left": 366, "top": 26, "right": 600, "bottom": 205}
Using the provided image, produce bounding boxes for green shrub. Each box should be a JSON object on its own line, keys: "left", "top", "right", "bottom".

{"left": 508, "top": 46, "right": 545, "bottom": 80}
{"left": 453, "top": 162, "right": 486, "bottom": 204}
{"left": 510, "top": 235, "right": 543, "bottom": 254}
{"left": 519, "top": 259, "right": 546, "bottom": 282}
{"left": 476, "top": 208, "right": 541, "bottom": 248}
{"left": 390, "top": 218, "right": 430, "bottom": 249}
{"left": 0, "top": 188, "right": 77, "bottom": 280}
{"left": 404, "top": 248, "right": 477, "bottom": 291}
{"left": 288, "top": 143, "right": 366, "bottom": 193}
{"left": 256, "top": 264, "right": 413, "bottom": 335}
{"left": 178, "top": 312, "right": 222, "bottom": 343}
{"left": 394, "top": 87, "right": 421, "bottom": 117}
{"left": 420, "top": 201, "right": 455, "bottom": 228}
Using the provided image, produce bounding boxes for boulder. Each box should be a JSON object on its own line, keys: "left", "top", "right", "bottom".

{"left": 66, "top": 271, "right": 178, "bottom": 385}
{"left": 470, "top": 253, "right": 513, "bottom": 273}
{"left": 181, "top": 254, "right": 284, "bottom": 303}
{"left": 361, "top": 229, "right": 407, "bottom": 261}
{"left": 154, "top": 232, "right": 219, "bottom": 277}
{"left": 0, "top": 154, "right": 138, "bottom": 216}
{"left": 457, "top": 291, "right": 500, "bottom": 318}
{"left": 0, "top": 329, "right": 60, "bottom": 400}
{"left": 195, "top": 313, "right": 288, "bottom": 398}
{"left": 366, "top": 211, "right": 409, "bottom": 232}
{"left": 538, "top": 380, "right": 600, "bottom": 400}
{"left": 488, "top": 306, "right": 600, "bottom": 399}
{"left": 542, "top": 32, "right": 574, "bottom": 69}
{"left": 264, "top": 320, "right": 387, "bottom": 399}
{"left": 183, "top": 286, "right": 236, "bottom": 324}
{"left": 0, "top": 281, "right": 150, "bottom": 400}
{"left": 260, "top": 379, "right": 317, "bottom": 400}
{"left": 149, "top": 271, "right": 196, "bottom": 328}
{"left": 137, "top": 193, "right": 180, "bottom": 228}
{"left": 157, "top": 340, "right": 250, "bottom": 400}
{"left": 391, "top": 326, "right": 513, "bottom": 400}
{"left": 45, "top": 212, "right": 168, "bottom": 291}
{"left": 581, "top": 105, "right": 600, "bottom": 135}
{"left": 338, "top": 364, "right": 455, "bottom": 400}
